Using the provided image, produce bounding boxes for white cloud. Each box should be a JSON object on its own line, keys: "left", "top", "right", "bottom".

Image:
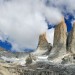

{"left": 43, "top": 7, "right": 62, "bottom": 25}
{"left": 0, "top": 0, "right": 62, "bottom": 51}
{"left": 46, "top": 28, "right": 54, "bottom": 45}
{"left": 48, "top": 0, "right": 75, "bottom": 15}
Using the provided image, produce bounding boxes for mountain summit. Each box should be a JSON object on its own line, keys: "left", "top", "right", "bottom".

{"left": 48, "top": 18, "right": 67, "bottom": 59}
{"left": 37, "top": 33, "right": 52, "bottom": 51}
{"left": 32, "top": 33, "right": 52, "bottom": 56}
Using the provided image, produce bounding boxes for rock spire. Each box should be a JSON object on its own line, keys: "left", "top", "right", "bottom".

{"left": 48, "top": 18, "right": 67, "bottom": 59}
{"left": 32, "top": 33, "right": 52, "bottom": 56}
{"left": 37, "top": 33, "right": 51, "bottom": 50}
{"left": 67, "top": 22, "right": 75, "bottom": 54}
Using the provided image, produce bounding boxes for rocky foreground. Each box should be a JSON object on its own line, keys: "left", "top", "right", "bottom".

{"left": 0, "top": 61, "right": 75, "bottom": 75}
{"left": 0, "top": 18, "right": 75, "bottom": 75}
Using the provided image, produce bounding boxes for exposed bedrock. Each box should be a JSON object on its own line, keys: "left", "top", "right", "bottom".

{"left": 48, "top": 18, "right": 67, "bottom": 59}
{"left": 67, "top": 22, "right": 75, "bottom": 54}
{"left": 32, "top": 33, "right": 52, "bottom": 56}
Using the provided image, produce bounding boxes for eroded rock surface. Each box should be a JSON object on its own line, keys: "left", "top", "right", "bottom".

{"left": 37, "top": 33, "right": 52, "bottom": 51}
{"left": 67, "top": 22, "right": 75, "bottom": 54}
{"left": 1, "top": 61, "right": 75, "bottom": 75}
{"left": 32, "top": 33, "right": 52, "bottom": 56}
{"left": 48, "top": 18, "right": 67, "bottom": 59}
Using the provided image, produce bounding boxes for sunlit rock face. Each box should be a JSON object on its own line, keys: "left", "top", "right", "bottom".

{"left": 37, "top": 33, "right": 50, "bottom": 50}
{"left": 32, "top": 33, "right": 52, "bottom": 56}
{"left": 48, "top": 18, "right": 67, "bottom": 59}
{"left": 67, "top": 22, "right": 75, "bottom": 54}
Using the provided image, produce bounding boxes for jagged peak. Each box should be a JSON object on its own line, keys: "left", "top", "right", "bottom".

{"left": 48, "top": 18, "right": 67, "bottom": 59}
{"left": 37, "top": 32, "right": 51, "bottom": 50}
{"left": 38, "top": 32, "right": 48, "bottom": 45}
{"left": 53, "top": 18, "right": 67, "bottom": 47}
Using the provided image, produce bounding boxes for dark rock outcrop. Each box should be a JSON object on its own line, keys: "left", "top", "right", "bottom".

{"left": 26, "top": 54, "right": 32, "bottom": 65}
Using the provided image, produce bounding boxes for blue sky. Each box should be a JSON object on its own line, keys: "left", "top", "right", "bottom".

{"left": 0, "top": 0, "right": 75, "bottom": 52}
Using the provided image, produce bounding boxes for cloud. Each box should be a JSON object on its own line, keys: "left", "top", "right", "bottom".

{"left": 46, "top": 28, "right": 54, "bottom": 45}
{"left": 0, "top": 0, "right": 62, "bottom": 51}
{"left": 71, "top": 20, "right": 75, "bottom": 27}
{"left": 47, "top": 0, "right": 75, "bottom": 17}
{"left": 43, "top": 7, "right": 62, "bottom": 25}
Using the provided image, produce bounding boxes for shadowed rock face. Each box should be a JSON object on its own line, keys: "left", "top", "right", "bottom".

{"left": 67, "top": 22, "right": 75, "bottom": 54}
{"left": 48, "top": 19, "right": 67, "bottom": 59}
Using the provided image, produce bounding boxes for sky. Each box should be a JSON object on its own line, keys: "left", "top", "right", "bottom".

{"left": 0, "top": 0, "right": 75, "bottom": 52}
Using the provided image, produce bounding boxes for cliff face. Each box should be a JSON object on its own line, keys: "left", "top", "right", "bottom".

{"left": 48, "top": 19, "right": 67, "bottom": 59}
{"left": 67, "top": 22, "right": 75, "bottom": 54}
{"left": 37, "top": 33, "right": 51, "bottom": 50}
{"left": 53, "top": 20, "right": 67, "bottom": 47}
{"left": 32, "top": 33, "right": 52, "bottom": 56}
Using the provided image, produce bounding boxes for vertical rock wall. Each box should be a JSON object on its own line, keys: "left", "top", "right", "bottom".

{"left": 48, "top": 19, "right": 67, "bottom": 59}
{"left": 67, "top": 22, "right": 75, "bottom": 54}
{"left": 37, "top": 33, "right": 50, "bottom": 50}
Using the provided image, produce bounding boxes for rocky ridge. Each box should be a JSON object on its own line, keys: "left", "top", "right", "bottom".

{"left": 0, "top": 18, "right": 75, "bottom": 75}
